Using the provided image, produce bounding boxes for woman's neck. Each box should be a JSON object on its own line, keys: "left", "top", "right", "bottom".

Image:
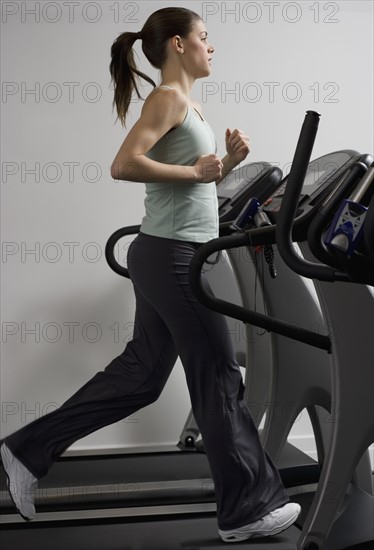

{"left": 159, "top": 70, "right": 195, "bottom": 100}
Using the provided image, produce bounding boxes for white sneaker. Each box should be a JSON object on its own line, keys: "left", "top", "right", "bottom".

{"left": 219, "top": 502, "right": 301, "bottom": 542}
{"left": 1, "top": 443, "right": 38, "bottom": 521}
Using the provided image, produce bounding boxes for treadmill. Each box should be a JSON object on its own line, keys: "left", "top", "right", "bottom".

{"left": 189, "top": 111, "right": 374, "bottom": 550}
{"left": 1, "top": 114, "right": 372, "bottom": 549}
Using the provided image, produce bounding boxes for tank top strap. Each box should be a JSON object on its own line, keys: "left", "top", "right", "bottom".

{"left": 158, "top": 85, "right": 174, "bottom": 90}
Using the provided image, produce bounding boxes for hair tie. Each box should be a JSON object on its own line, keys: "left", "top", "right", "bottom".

{"left": 136, "top": 31, "right": 142, "bottom": 40}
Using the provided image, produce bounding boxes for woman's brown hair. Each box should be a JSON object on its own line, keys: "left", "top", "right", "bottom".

{"left": 109, "top": 7, "right": 201, "bottom": 127}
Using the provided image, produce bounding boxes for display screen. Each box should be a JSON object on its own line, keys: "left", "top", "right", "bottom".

{"left": 222, "top": 174, "right": 246, "bottom": 192}
{"left": 301, "top": 152, "right": 355, "bottom": 195}
{"left": 303, "top": 169, "right": 326, "bottom": 187}
{"left": 272, "top": 152, "right": 354, "bottom": 199}
{"left": 219, "top": 164, "right": 265, "bottom": 194}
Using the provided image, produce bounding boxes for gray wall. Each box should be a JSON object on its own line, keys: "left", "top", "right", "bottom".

{"left": 1, "top": 1, "right": 373, "bottom": 460}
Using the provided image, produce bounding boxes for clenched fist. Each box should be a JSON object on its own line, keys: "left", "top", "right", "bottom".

{"left": 225, "top": 128, "right": 250, "bottom": 164}
{"left": 194, "top": 154, "right": 223, "bottom": 183}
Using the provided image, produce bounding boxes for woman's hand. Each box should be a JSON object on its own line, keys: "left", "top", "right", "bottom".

{"left": 225, "top": 128, "right": 250, "bottom": 165}
{"left": 194, "top": 154, "right": 223, "bottom": 183}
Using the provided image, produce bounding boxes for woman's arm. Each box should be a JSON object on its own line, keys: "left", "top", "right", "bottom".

{"left": 110, "top": 89, "right": 222, "bottom": 184}
{"left": 192, "top": 102, "right": 250, "bottom": 186}
{"left": 216, "top": 128, "right": 251, "bottom": 185}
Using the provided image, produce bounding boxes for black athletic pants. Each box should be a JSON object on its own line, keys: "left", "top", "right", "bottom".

{"left": 4, "top": 232, "right": 289, "bottom": 530}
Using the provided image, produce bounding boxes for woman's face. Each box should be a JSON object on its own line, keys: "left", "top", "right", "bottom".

{"left": 180, "top": 19, "right": 215, "bottom": 78}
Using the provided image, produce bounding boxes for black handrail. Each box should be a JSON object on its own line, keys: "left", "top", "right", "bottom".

{"left": 275, "top": 111, "right": 351, "bottom": 282}
{"left": 275, "top": 111, "right": 374, "bottom": 285}
{"left": 188, "top": 232, "right": 331, "bottom": 352}
{"left": 105, "top": 224, "right": 141, "bottom": 279}
{"left": 104, "top": 222, "right": 237, "bottom": 279}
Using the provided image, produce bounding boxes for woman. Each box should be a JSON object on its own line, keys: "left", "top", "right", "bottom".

{"left": 1, "top": 7, "right": 300, "bottom": 543}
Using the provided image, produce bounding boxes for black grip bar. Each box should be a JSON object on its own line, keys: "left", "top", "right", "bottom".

{"left": 275, "top": 111, "right": 350, "bottom": 282}
{"left": 104, "top": 222, "right": 237, "bottom": 279}
{"left": 105, "top": 224, "right": 141, "bottom": 279}
{"left": 188, "top": 232, "right": 331, "bottom": 352}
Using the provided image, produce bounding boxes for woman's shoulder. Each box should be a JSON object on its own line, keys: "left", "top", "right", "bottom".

{"left": 143, "top": 85, "right": 186, "bottom": 110}
{"left": 141, "top": 86, "right": 188, "bottom": 127}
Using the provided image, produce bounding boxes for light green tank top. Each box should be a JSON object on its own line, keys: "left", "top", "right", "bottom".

{"left": 140, "top": 86, "right": 219, "bottom": 243}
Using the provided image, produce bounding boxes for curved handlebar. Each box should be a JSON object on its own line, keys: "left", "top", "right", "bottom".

{"left": 188, "top": 232, "right": 331, "bottom": 352}
{"left": 275, "top": 111, "right": 350, "bottom": 282}
{"left": 105, "top": 224, "right": 141, "bottom": 279}
{"left": 104, "top": 222, "right": 237, "bottom": 279}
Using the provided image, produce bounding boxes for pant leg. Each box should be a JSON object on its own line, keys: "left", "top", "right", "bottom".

{"left": 3, "top": 257, "right": 178, "bottom": 478}
{"left": 128, "top": 233, "right": 289, "bottom": 531}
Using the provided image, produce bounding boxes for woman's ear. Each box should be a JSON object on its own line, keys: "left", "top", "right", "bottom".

{"left": 173, "top": 35, "right": 184, "bottom": 53}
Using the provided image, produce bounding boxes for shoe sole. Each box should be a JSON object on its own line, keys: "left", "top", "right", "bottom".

{"left": 220, "top": 506, "right": 301, "bottom": 543}
{"left": 0, "top": 445, "right": 34, "bottom": 522}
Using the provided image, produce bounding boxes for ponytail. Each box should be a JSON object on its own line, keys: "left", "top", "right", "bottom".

{"left": 109, "top": 31, "right": 156, "bottom": 127}
{"left": 109, "top": 8, "right": 201, "bottom": 127}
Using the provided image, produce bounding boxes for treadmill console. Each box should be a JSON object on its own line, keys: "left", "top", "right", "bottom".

{"left": 263, "top": 150, "right": 361, "bottom": 220}
{"left": 217, "top": 162, "right": 282, "bottom": 223}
